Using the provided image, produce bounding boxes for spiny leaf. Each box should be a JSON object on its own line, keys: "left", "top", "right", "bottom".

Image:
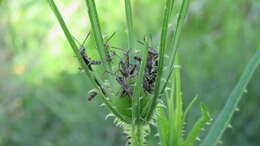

{"left": 183, "top": 104, "right": 211, "bottom": 146}
{"left": 183, "top": 96, "right": 198, "bottom": 121}
{"left": 157, "top": 106, "right": 169, "bottom": 146}
{"left": 200, "top": 50, "right": 260, "bottom": 146}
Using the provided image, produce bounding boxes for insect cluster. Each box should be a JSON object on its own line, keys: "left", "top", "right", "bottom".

{"left": 78, "top": 33, "right": 159, "bottom": 101}
{"left": 115, "top": 42, "right": 159, "bottom": 98}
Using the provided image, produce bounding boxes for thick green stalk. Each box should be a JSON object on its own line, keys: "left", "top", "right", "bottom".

{"left": 131, "top": 125, "right": 145, "bottom": 146}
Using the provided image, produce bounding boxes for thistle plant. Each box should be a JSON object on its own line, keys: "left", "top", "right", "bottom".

{"left": 48, "top": 0, "right": 260, "bottom": 146}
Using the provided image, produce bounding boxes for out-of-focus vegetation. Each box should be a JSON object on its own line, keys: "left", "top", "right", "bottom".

{"left": 0, "top": 0, "right": 259, "bottom": 146}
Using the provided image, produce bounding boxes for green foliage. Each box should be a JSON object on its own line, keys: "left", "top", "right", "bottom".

{"left": 183, "top": 104, "right": 210, "bottom": 146}
{"left": 157, "top": 54, "right": 211, "bottom": 146}
{"left": 1, "top": 0, "right": 259, "bottom": 145}
{"left": 48, "top": 0, "right": 194, "bottom": 145}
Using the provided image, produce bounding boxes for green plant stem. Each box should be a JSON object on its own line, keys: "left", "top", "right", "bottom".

{"left": 48, "top": 0, "right": 95, "bottom": 85}
{"left": 200, "top": 50, "right": 260, "bottom": 146}
{"left": 84, "top": 0, "right": 112, "bottom": 72}
{"left": 131, "top": 125, "right": 144, "bottom": 146}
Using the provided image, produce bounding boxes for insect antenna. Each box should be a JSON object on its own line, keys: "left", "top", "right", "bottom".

{"left": 73, "top": 36, "right": 81, "bottom": 47}
{"left": 109, "top": 46, "right": 127, "bottom": 60}
{"left": 82, "top": 32, "right": 91, "bottom": 46}
{"left": 73, "top": 32, "right": 91, "bottom": 48}
{"left": 105, "top": 32, "right": 116, "bottom": 43}
{"left": 111, "top": 46, "right": 126, "bottom": 52}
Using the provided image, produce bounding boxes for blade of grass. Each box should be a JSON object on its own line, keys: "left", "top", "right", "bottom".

{"left": 171, "top": 53, "right": 183, "bottom": 146}
{"left": 48, "top": 0, "right": 127, "bottom": 123}
{"left": 160, "top": 0, "right": 191, "bottom": 94}
{"left": 124, "top": 0, "right": 135, "bottom": 60}
{"left": 200, "top": 50, "right": 260, "bottom": 146}
{"left": 183, "top": 104, "right": 211, "bottom": 146}
{"left": 84, "top": 0, "right": 111, "bottom": 72}
{"left": 169, "top": 0, "right": 175, "bottom": 15}
{"left": 145, "top": 0, "right": 173, "bottom": 121}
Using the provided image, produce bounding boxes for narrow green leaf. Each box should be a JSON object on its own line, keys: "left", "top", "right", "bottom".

{"left": 84, "top": 0, "right": 111, "bottom": 71}
{"left": 183, "top": 104, "right": 211, "bottom": 146}
{"left": 161, "top": 0, "right": 191, "bottom": 94}
{"left": 48, "top": 0, "right": 96, "bottom": 87}
{"left": 145, "top": 0, "right": 173, "bottom": 121}
{"left": 124, "top": 0, "right": 135, "bottom": 59}
{"left": 200, "top": 51, "right": 260, "bottom": 146}
{"left": 132, "top": 40, "right": 149, "bottom": 123}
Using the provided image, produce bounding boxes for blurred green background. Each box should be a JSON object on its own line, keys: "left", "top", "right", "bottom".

{"left": 0, "top": 0, "right": 259, "bottom": 146}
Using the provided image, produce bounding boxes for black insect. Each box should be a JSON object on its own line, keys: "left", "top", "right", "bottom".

{"left": 88, "top": 90, "right": 97, "bottom": 101}
{"left": 137, "top": 39, "right": 159, "bottom": 93}
{"left": 116, "top": 76, "right": 132, "bottom": 97}
{"left": 134, "top": 56, "right": 142, "bottom": 62}
{"left": 77, "top": 33, "right": 101, "bottom": 71}
{"left": 118, "top": 50, "right": 138, "bottom": 78}
{"left": 94, "top": 78, "right": 106, "bottom": 96}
